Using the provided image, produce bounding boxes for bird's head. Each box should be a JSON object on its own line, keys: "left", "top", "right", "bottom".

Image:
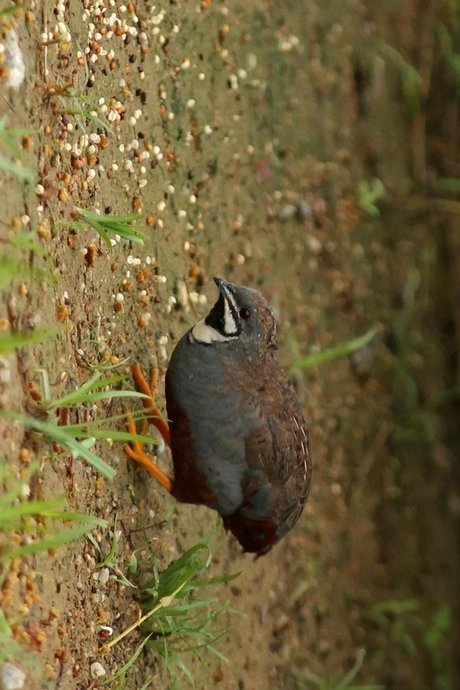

{"left": 190, "top": 277, "right": 278, "bottom": 351}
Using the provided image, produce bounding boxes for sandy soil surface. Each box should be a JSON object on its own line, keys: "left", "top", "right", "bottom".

{"left": 1, "top": 1, "right": 459, "bottom": 689}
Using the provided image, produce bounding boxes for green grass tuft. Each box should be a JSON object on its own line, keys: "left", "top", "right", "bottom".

{"left": 65, "top": 208, "right": 144, "bottom": 248}
{"left": 105, "top": 541, "right": 240, "bottom": 688}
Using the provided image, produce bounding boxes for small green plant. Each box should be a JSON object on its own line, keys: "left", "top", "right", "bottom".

{"left": 435, "top": 176, "right": 460, "bottom": 193}
{"left": 290, "top": 327, "right": 377, "bottom": 371}
{"left": 105, "top": 542, "right": 240, "bottom": 688}
{"left": 369, "top": 598, "right": 452, "bottom": 657}
{"left": 368, "top": 598, "right": 421, "bottom": 655}
{"left": 67, "top": 208, "right": 144, "bottom": 248}
{"left": 357, "top": 179, "right": 386, "bottom": 217}
{"left": 94, "top": 515, "right": 136, "bottom": 588}
{"left": 368, "top": 599, "right": 453, "bottom": 689}
{"left": 3, "top": 371, "right": 150, "bottom": 481}
{"left": 437, "top": 22, "right": 460, "bottom": 93}
{"left": 379, "top": 42, "right": 423, "bottom": 112}
{"left": 0, "top": 328, "right": 56, "bottom": 354}
{"left": 0, "top": 461, "right": 107, "bottom": 564}
{"left": 295, "top": 649, "right": 381, "bottom": 690}
{"left": 57, "top": 93, "right": 112, "bottom": 135}
{"left": 0, "top": 116, "right": 35, "bottom": 182}
{"left": 0, "top": 610, "right": 24, "bottom": 664}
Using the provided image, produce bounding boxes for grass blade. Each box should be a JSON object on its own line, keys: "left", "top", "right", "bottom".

{"left": 290, "top": 327, "right": 377, "bottom": 370}
{"left": 0, "top": 329, "right": 55, "bottom": 354}
{"left": 3, "top": 412, "right": 115, "bottom": 480}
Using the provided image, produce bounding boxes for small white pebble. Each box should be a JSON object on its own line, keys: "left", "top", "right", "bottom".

{"left": 0, "top": 662, "right": 26, "bottom": 690}
{"left": 156, "top": 200, "right": 166, "bottom": 212}
{"left": 90, "top": 662, "right": 106, "bottom": 679}
{"left": 99, "top": 567, "right": 110, "bottom": 586}
{"left": 35, "top": 184, "right": 44, "bottom": 195}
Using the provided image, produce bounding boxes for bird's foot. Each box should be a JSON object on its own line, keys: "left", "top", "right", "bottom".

{"left": 131, "top": 362, "right": 171, "bottom": 447}
{"left": 123, "top": 363, "right": 173, "bottom": 494}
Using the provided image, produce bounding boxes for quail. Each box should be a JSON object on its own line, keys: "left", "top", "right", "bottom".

{"left": 125, "top": 278, "right": 312, "bottom": 556}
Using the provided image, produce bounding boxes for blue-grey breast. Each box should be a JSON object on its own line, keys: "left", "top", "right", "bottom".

{"left": 162, "top": 278, "right": 312, "bottom": 556}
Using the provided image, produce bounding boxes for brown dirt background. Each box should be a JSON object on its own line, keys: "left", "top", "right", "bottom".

{"left": 1, "top": 1, "right": 459, "bottom": 689}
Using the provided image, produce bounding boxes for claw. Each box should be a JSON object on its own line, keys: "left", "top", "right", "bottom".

{"left": 131, "top": 363, "right": 171, "bottom": 448}
{"left": 123, "top": 363, "right": 174, "bottom": 495}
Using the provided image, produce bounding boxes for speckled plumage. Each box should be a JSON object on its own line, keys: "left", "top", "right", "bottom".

{"left": 165, "top": 279, "right": 312, "bottom": 556}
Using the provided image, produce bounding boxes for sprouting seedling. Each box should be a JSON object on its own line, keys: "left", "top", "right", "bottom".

{"left": 105, "top": 542, "right": 240, "bottom": 688}
{"left": 0, "top": 462, "right": 107, "bottom": 562}
{"left": 56, "top": 93, "right": 113, "bottom": 135}
{"left": 97, "top": 515, "right": 136, "bottom": 588}
{"left": 379, "top": 42, "right": 423, "bottom": 112}
{"left": 3, "top": 371, "right": 151, "bottom": 481}
{"left": 65, "top": 208, "right": 144, "bottom": 248}
{"left": 300, "top": 648, "right": 382, "bottom": 690}
{"left": 357, "top": 179, "right": 386, "bottom": 218}
{"left": 0, "top": 115, "right": 35, "bottom": 182}
{"left": 0, "top": 328, "right": 56, "bottom": 354}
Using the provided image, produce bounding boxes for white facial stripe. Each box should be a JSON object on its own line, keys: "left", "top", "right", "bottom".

{"left": 191, "top": 319, "right": 234, "bottom": 344}
{"left": 226, "top": 289, "right": 238, "bottom": 314}
{"left": 223, "top": 296, "right": 238, "bottom": 335}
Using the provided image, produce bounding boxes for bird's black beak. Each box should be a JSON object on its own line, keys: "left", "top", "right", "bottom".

{"left": 213, "top": 276, "right": 228, "bottom": 290}
{"left": 213, "top": 277, "right": 234, "bottom": 298}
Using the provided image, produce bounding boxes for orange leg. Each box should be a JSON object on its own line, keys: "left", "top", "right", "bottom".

{"left": 123, "top": 363, "right": 173, "bottom": 494}
{"left": 131, "top": 363, "right": 171, "bottom": 448}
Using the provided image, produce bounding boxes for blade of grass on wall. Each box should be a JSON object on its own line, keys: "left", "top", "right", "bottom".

{"left": 103, "top": 635, "right": 153, "bottom": 686}
{"left": 3, "top": 412, "right": 115, "bottom": 479}
{"left": 0, "top": 328, "right": 56, "bottom": 354}
{"left": 0, "top": 5, "right": 23, "bottom": 17}
{"left": 0, "top": 462, "right": 107, "bottom": 561}
{"left": 44, "top": 372, "right": 147, "bottom": 409}
{"left": 290, "top": 327, "right": 377, "bottom": 371}
{"left": 0, "top": 257, "right": 46, "bottom": 290}
{"left": 5, "top": 523, "right": 105, "bottom": 558}
{"left": 9, "top": 230, "right": 47, "bottom": 256}
{"left": 75, "top": 208, "right": 144, "bottom": 247}
{"left": 0, "top": 116, "right": 35, "bottom": 182}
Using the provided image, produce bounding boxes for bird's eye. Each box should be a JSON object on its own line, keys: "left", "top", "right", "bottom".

{"left": 239, "top": 306, "right": 251, "bottom": 320}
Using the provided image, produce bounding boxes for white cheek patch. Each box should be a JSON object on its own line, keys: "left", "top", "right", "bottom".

{"left": 190, "top": 319, "right": 234, "bottom": 344}
{"left": 223, "top": 297, "right": 238, "bottom": 335}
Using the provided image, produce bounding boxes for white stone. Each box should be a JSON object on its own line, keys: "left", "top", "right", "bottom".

{"left": 0, "top": 663, "right": 26, "bottom": 690}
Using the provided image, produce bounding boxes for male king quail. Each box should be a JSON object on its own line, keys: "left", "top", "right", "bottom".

{"left": 124, "top": 278, "right": 312, "bottom": 556}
